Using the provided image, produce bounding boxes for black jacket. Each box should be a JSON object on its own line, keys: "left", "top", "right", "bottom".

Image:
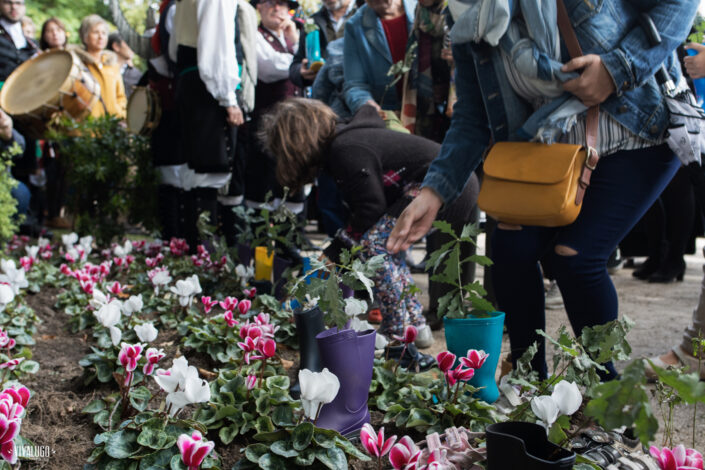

{"left": 322, "top": 106, "right": 441, "bottom": 259}
{"left": 0, "top": 24, "right": 37, "bottom": 82}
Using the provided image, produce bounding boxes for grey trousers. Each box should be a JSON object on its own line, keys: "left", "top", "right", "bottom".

{"left": 680, "top": 248, "right": 705, "bottom": 357}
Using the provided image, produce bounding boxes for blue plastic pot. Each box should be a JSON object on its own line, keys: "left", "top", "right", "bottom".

{"left": 687, "top": 48, "right": 705, "bottom": 107}
{"left": 443, "top": 311, "right": 505, "bottom": 403}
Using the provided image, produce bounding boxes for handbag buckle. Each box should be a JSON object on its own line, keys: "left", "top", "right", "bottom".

{"left": 584, "top": 146, "right": 598, "bottom": 170}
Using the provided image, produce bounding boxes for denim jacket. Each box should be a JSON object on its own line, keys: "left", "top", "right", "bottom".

{"left": 423, "top": 0, "right": 699, "bottom": 205}
{"left": 342, "top": 0, "right": 417, "bottom": 113}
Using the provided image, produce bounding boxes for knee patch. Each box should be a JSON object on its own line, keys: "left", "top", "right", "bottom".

{"left": 497, "top": 223, "right": 522, "bottom": 231}
{"left": 555, "top": 244, "right": 578, "bottom": 256}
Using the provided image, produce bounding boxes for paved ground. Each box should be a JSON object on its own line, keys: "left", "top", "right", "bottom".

{"left": 406, "top": 234, "right": 705, "bottom": 450}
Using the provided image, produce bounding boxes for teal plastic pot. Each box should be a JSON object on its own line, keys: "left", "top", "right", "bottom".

{"left": 443, "top": 311, "right": 505, "bottom": 403}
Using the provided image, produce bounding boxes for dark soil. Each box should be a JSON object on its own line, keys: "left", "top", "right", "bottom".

{"left": 21, "top": 287, "right": 102, "bottom": 469}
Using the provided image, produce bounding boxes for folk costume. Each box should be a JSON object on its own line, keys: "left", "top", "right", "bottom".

{"left": 244, "top": 17, "right": 303, "bottom": 214}
{"left": 169, "top": 0, "right": 242, "bottom": 248}
{"left": 218, "top": 0, "right": 258, "bottom": 247}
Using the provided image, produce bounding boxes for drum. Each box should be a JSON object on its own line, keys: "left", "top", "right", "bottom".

{"left": 126, "top": 86, "right": 161, "bottom": 136}
{"left": 0, "top": 49, "right": 101, "bottom": 139}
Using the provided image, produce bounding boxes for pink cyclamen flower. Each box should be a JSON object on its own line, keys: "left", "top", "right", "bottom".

{"left": 219, "top": 296, "right": 239, "bottom": 311}
{"left": 445, "top": 364, "right": 475, "bottom": 387}
{"left": 389, "top": 436, "right": 421, "bottom": 470}
{"left": 201, "top": 296, "right": 218, "bottom": 314}
{"left": 436, "top": 351, "right": 456, "bottom": 373}
{"left": 257, "top": 338, "right": 277, "bottom": 359}
{"left": 109, "top": 281, "right": 124, "bottom": 295}
{"left": 243, "top": 287, "right": 256, "bottom": 299}
{"left": 0, "top": 358, "right": 23, "bottom": 371}
{"left": 19, "top": 257, "right": 32, "bottom": 272}
{"left": 460, "top": 349, "right": 489, "bottom": 370}
{"left": 0, "top": 414, "right": 21, "bottom": 464}
{"left": 2, "top": 386, "right": 29, "bottom": 408}
{"left": 360, "top": 423, "right": 397, "bottom": 458}
{"left": 237, "top": 299, "right": 252, "bottom": 316}
{"left": 177, "top": 430, "right": 215, "bottom": 470}
{"left": 0, "top": 330, "right": 15, "bottom": 350}
{"left": 118, "top": 343, "right": 144, "bottom": 373}
{"left": 393, "top": 325, "right": 418, "bottom": 344}
{"left": 245, "top": 374, "right": 257, "bottom": 390}
{"left": 240, "top": 323, "right": 263, "bottom": 341}
{"left": 237, "top": 337, "right": 259, "bottom": 364}
{"left": 143, "top": 348, "right": 166, "bottom": 376}
{"left": 650, "top": 445, "right": 704, "bottom": 470}
{"left": 223, "top": 311, "right": 239, "bottom": 327}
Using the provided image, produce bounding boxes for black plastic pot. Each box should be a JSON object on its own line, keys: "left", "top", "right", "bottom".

{"left": 486, "top": 422, "right": 576, "bottom": 470}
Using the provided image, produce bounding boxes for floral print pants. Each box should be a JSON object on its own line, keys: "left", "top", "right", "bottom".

{"left": 359, "top": 215, "right": 426, "bottom": 337}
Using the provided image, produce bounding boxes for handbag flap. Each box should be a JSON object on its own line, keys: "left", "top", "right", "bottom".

{"left": 483, "top": 142, "right": 583, "bottom": 184}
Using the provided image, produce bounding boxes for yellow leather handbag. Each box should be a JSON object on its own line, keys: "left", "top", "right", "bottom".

{"left": 477, "top": 0, "right": 599, "bottom": 227}
{"left": 478, "top": 141, "right": 590, "bottom": 227}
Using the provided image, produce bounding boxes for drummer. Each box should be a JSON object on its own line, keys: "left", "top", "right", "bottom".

{"left": 69, "top": 14, "right": 127, "bottom": 119}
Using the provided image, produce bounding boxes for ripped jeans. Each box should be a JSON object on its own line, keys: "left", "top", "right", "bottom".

{"left": 491, "top": 144, "right": 680, "bottom": 380}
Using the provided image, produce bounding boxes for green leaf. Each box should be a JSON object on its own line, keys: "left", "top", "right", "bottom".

{"left": 265, "top": 375, "right": 290, "bottom": 391}
{"left": 105, "top": 429, "right": 140, "bottom": 459}
{"left": 270, "top": 440, "right": 299, "bottom": 458}
{"left": 129, "top": 386, "right": 152, "bottom": 412}
{"left": 315, "top": 447, "right": 347, "bottom": 469}
{"left": 18, "top": 360, "right": 39, "bottom": 374}
{"left": 313, "top": 430, "right": 336, "bottom": 449}
{"left": 258, "top": 453, "right": 288, "bottom": 470}
{"left": 137, "top": 419, "right": 176, "bottom": 450}
{"left": 271, "top": 405, "right": 295, "bottom": 427}
{"left": 292, "top": 422, "right": 314, "bottom": 451}
{"left": 650, "top": 362, "right": 705, "bottom": 404}
{"left": 219, "top": 424, "right": 240, "bottom": 445}
{"left": 255, "top": 415, "right": 275, "bottom": 434}
{"left": 139, "top": 448, "right": 178, "bottom": 469}
{"left": 245, "top": 443, "right": 270, "bottom": 463}
{"left": 335, "top": 436, "right": 371, "bottom": 461}
{"left": 82, "top": 399, "right": 106, "bottom": 414}
{"left": 253, "top": 430, "right": 288, "bottom": 443}
{"left": 295, "top": 448, "right": 316, "bottom": 466}
{"left": 406, "top": 408, "right": 435, "bottom": 429}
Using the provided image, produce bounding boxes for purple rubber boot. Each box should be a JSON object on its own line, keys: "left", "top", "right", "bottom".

{"left": 314, "top": 326, "right": 376, "bottom": 437}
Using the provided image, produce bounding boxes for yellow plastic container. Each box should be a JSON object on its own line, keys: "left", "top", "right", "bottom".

{"left": 254, "top": 246, "right": 274, "bottom": 281}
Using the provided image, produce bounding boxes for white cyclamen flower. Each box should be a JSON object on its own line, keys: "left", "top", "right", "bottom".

{"left": 154, "top": 356, "right": 191, "bottom": 393}
{"left": 166, "top": 375, "right": 211, "bottom": 415}
{"left": 37, "top": 237, "right": 50, "bottom": 248}
{"left": 61, "top": 232, "right": 78, "bottom": 249}
{"left": 0, "top": 284, "right": 15, "bottom": 311}
{"left": 531, "top": 395, "right": 559, "bottom": 433}
{"left": 122, "top": 294, "right": 144, "bottom": 316}
{"left": 299, "top": 368, "right": 340, "bottom": 420}
{"left": 0, "top": 261, "right": 28, "bottom": 295}
{"left": 79, "top": 236, "right": 93, "bottom": 255}
{"left": 25, "top": 246, "right": 39, "bottom": 259}
{"left": 170, "top": 279, "right": 197, "bottom": 307}
{"left": 186, "top": 275, "right": 202, "bottom": 295}
{"left": 134, "top": 322, "right": 158, "bottom": 343}
{"left": 90, "top": 290, "right": 110, "bottom": 310}
{"left": 113, "top": 240, "right": 133, "bottom": 258}
{"left": 344, "top": 298, "right": 368, "bottom": 317}
{"left": 551, "top": 381, "right": 582, "bottom": 416}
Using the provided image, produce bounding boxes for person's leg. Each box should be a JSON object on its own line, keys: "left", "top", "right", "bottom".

{"left": 631, "top": 200, "right": 665, "bottom": 280}
{"left": 551, "top": 144, "right": 680, "bottom": 380}
{"left": 10, "top": 179, "right": 31, "bottom": 217}
{"left": 360, "top": 215, "right": 426, "bottom": 338}
{"left": 491, "top": 225, "right": 554, "bottom": 379}
{"left": 650, "top": 167, "right": 695, "bottom": 282}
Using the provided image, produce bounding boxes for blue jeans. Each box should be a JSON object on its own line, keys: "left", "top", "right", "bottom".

{"left": 491, "top": 144, "right": 680, "bottom": 380}
{"left": 11, "top": 179, "right": 30, "bottom": 216}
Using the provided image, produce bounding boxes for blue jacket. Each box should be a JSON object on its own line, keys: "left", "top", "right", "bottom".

{"left": 423, "top": 0, "right": 699, "bottom": 205}
{"left": 342, "top": 0, "right": 417, "bottom": 113}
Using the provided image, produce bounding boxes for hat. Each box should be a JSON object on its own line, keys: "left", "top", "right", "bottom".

{"left": 251, "top": 0, "right": 300, "bottom": 10}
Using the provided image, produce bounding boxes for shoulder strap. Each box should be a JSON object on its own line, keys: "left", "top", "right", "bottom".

{"left": 556, "top": 0, "right": 599, "bottom": 206}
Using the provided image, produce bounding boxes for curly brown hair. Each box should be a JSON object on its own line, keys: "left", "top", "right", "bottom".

{"left": 259, "top": 98, "right": 338, "bottom": 192}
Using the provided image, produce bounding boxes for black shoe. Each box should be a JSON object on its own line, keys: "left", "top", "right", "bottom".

{"left": 632, "top": 256, "right": 660, "bottom": 280}
{"left": 648, "top": 259, "right": 686, "bottom": 283}
{"left": 290, "top": 307, "right": 326, "bottom": 399}
{"left": 384, "top": 343, "right": 435, "bottom": 371}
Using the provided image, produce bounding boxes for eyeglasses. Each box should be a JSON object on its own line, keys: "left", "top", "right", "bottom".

{"left": 263, "top": 0, "right": 289, "bottom": 7}
{"left": 1, "top": 1, "right": 25, "bottom": 6}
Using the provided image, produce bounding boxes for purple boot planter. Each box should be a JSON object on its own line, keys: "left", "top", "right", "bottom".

{"left": 314, "top": 327, "right": 375, "bottom": 437}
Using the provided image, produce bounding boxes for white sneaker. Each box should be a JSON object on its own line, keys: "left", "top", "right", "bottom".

{"left": 415, "top": 325, "right": 435, "bottom": 348}
{"left": 544, "top": 280, "right": 564, "bottom": 310}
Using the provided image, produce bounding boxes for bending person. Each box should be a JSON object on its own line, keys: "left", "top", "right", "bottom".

{"left": 260, "top": 98, "right": 479, "bottom": 358}
{"left": 386, "top": 0, "right": 698, "bottom": 380}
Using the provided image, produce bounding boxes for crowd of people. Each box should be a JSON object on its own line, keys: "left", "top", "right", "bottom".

{"left": 1, "top": 0, "right": 705, "bottom": 377}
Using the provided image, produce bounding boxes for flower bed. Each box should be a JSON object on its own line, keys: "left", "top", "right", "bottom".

{"left": 0, "top": 227, "right": 702, "bottom": 470}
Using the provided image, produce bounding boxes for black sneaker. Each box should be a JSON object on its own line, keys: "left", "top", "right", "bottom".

{"left": 384, "top": 343, "right": 436, "bottom": 371}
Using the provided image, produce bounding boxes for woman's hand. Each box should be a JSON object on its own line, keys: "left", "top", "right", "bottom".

{"left": 684, "top": 43, "right": 705, "bottom": 79}
{"left": 386, "top": 187, "right": 443, "bottom": 253}
{"left": 561, "top": 54, "right": 615, "bottom": 107}
{"left": 282, "top": 18, "right": 299, "bottom": 46}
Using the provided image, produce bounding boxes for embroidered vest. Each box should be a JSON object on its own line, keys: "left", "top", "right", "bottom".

{"left": 255, "top": 26, "right": 300, "bottom": 114}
